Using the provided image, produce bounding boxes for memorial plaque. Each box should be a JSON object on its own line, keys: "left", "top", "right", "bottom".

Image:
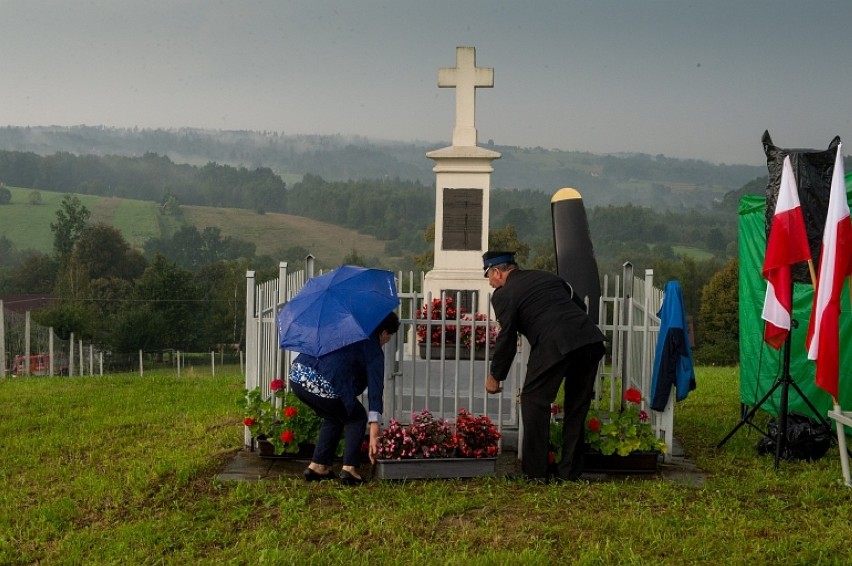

{"left": 442, "top": 188, "right": 482, "bottom": 250}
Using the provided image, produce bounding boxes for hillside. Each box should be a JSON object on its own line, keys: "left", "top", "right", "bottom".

{"left": 0, "top": 187, "right": 386, "bottom": 266}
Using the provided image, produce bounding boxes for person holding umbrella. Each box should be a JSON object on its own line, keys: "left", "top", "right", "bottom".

{"left": 277, "top": 266, "right": 401, "bottom": 485}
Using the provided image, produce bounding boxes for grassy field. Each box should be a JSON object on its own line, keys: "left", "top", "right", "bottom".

{"left": 1, "top": 366, "right": 850, "bottom": 564}
{"left": 0, "top": 186, "right": 386, "bottom": 266}
{"left": 671, "top": 245, "right": 717, "bottom": 261}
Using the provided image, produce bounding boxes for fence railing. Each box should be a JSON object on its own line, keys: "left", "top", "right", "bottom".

{"left": 2, "top": 300, "right": 245, "bottom": 378}
{"left": 598, "top": 265, "right": 671, "bottom": 458}
{"left": 1, "top": 301, "right": 96, "bottom": 377}
{"left": 244, "top": 260, "right": 671, "bottom": 457}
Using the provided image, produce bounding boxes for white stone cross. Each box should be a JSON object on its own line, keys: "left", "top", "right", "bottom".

{"left": 438, "top": 46, "right": 493, "bottom": 147}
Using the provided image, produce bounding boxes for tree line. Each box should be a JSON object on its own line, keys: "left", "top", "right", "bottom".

{"left": 0, "top": 150, "right": 287, "bottom": 213}
{"left": 0, "top": 149, "right": 743, "bottom": 364}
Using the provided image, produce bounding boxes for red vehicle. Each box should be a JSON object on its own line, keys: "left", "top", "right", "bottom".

{"left": 12, "top": 353, "right": 69, "bottom": 376}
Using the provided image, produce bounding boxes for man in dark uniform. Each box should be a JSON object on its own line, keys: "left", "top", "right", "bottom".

{"left": 483, "top": 251, "right": 606, "bottom": 481}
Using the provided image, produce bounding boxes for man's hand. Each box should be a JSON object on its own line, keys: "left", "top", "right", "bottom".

{"left": 485, "top": 374, "right": 503, "bottom": 394}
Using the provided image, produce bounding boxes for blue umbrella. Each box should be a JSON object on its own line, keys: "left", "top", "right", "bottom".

{"left": 276, "top": 265, "right": 399, "bottom": 357}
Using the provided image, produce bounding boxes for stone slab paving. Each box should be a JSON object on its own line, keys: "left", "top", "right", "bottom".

{"left": 216, "top": 436, "right": 707, "bottom": 486}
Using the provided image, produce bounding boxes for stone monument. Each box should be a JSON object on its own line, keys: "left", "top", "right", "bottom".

{"left": 424, "top": 46, "right": 501, "bottom": 314}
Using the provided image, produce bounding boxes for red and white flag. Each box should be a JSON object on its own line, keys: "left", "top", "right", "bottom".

{"left": 806, "top": 144, "right": 852, "bottom": 399}
{"left": 762, "top": 156, "right": 811, "bottom": 349}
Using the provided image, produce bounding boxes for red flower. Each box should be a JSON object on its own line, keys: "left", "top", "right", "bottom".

{"left": 548, "top": 450, "right": 556, "bottom": 464}
{"left": 284, "top": 406, "right": 298, "bottom": 419}
{"left": 550, "top": 404, "right": 561, "bottom": 416}
{"left": 243, "top": 417, "right": 255, "bottom": 426}
{"left": 639, "top": 410, "right": 649, "bottom": 423}
{"left": 624, "top": 387, "right": 642, "bottom": 404}
{"left": 588, "top": 417, "right": 601, "bottom": 432}
{"left": 270, "top": 379, "right": 285, "bottom": 392}
{"left": 280, "top": 430, "right": 295, "bottom": 444}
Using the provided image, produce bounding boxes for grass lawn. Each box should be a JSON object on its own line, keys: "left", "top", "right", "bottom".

{"left": 1, "top": 366, "right": 850, "bottom": 564}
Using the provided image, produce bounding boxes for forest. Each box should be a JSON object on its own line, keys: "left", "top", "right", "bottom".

{"left": 0, "top": 139, "right": 753, "bottom": 365}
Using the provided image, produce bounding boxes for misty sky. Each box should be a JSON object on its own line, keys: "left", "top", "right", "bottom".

{"left": 2, "top": 1, "right": 851, "bottom": 166}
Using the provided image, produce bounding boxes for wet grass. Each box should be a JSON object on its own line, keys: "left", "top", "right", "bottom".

{"left": 1, "top": 366, "right": 850, "bottom": 564}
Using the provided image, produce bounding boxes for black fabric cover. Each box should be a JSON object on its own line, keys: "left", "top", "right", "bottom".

{"left": 552, "top": 196, "right": 602, "bottom": 322}
{"left": 755, "top": 412, "right": 832, "bottom": 461}
{"left": 762, "top": 131, "right": 840, "bottom": 283}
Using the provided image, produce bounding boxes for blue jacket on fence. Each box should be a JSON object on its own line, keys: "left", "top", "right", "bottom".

{"left": 651, "top": 280, "right": 697, "bottom": 411}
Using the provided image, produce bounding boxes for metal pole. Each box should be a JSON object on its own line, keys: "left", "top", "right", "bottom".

{"left": 69, "top": 332, "right": 75, "bottom": 377}
{"left": 244, "top": 270, "right": 256, "bottom": 448}
{"left": 24, "top": 311, "right": 31, "bottom": 375}
{"left": 49, "top": 327, "right": 55, "bottom": 377}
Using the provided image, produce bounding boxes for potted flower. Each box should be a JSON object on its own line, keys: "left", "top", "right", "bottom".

{"left": 241, "top": 379, "right": 323, "bottom": 457}
{"left": 459, "top": 313, "right": 500, "bottom": 351}
{"left": 550, "top": 387, "right": 667, "bottom": 473}
{"left": 416, "top": 297, "right": 459, "bottom": 347}
{"left": 376, "top": 409, "right": 457, "bottom": 460}
{"left": 375, "top": 408, "right": 501, "bottom": 479}
{"left": 416, "top": 297, "right": 499, "bottom": 360}
{"left": 585, "top": 387, "right": 668, "bottom": 457}
{"left": 454, "top": 408, "right": 501, "bottom": 458}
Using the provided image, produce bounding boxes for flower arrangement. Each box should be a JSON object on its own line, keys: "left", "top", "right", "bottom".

{"left": 454, "top": 408, "right": 502, "bottom": 458}
{"left": 416, "top": 297, "right": 498, "bottom": 349}
{"left": 416, "top": 297, "right": 459, "bottom": 345}
{"left": 377, "top": 408, "right": 501, "bottom": 460}
{"left": 459, "top": 313, "right": 500, "bottom": 349}
{"left": 241, "top": 379, "right": 323, "bottom": 455}
{"left": 584, "top": 387, "right": 668, "bottom": 456}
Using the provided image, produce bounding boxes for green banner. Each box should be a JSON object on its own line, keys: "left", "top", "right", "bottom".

{"left": 738, "top": 174, "right": 852, "bottom": 417}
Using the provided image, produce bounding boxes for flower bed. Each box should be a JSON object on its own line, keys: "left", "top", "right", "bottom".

{"left": 417, "top": 343, "right": 488, "bottom": 360}
{"left": 374, "top": 457, "right": 497, "bottom": 480}
{"left": 585, "top": 387, "right": 667, "bottom": 456}
{"left": 415, "top": 297, "right": 498, "bottom": 353}
{"left": 549, "top": 387, "right": 666, "bottom": 473}
{"left": 375, "top": 408, "right": 501, "bottom": 479}
{"left": 582, "top": 450, "right": 660, "bottom": 474}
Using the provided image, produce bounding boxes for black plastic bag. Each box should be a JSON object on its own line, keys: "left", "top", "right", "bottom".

{"left": 756, "top": 412, "right": 832, "bottom": 461}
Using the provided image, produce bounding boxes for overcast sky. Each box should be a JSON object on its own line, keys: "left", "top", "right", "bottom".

{"left": 1, "top": 1, "right": 850, "bottom": 166}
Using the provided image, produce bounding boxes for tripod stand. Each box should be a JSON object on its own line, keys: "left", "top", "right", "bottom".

{"left": 716, "top": 320, "right": 830, "bottom": 469}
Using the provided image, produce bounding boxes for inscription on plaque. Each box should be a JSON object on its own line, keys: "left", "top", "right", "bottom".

{"left": 442, "top": 188, "right": 482, "bottom": 250}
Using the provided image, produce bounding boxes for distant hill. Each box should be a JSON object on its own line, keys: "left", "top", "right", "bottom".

{"left": 0, "top": 125, "right": 766, "bottom": 210}
{"left": 0, "top": 186, "right": 387, "bottom": 267}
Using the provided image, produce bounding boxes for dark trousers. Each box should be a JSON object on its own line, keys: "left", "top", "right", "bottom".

{"left": 289, "top": 380, "right": 367, "bottom": 468}
{"left": 520, "top": 341, "right": 605, "bottom": 480}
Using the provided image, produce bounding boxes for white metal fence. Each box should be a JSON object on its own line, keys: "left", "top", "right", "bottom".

{"left": 244, "top": 260, "right": 672, "bottom": 457}
{"left": 598, "top": 265, "right": 672, "bottom": 458}
{"left": 1, "top": 300, "right": 106, "bottom": 377}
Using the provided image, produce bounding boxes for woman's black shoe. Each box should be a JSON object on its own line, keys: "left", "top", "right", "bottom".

{"left": 303, "top": 468, "right": 337, "bottom": 482}
{"left": 339, "top": 470, "right": 366, "bottom": 486}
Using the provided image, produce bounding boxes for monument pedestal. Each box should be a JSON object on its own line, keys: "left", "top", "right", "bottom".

{"left": 423, "top": 267, "right": 493, "bottom": 315}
